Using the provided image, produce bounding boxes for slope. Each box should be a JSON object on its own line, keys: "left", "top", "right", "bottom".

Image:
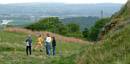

{"left": 0, "top": 29, "right": 87, "bottom": 64}
{"left": 75, "top": 1, "right": 130, "bottom": 64}
{"left": 46, "top": 1, "right": 130, "bottom": 64}
{"left": 0, "top": 1, "right": 129, "bottom": 64}
{"left": 99, "top": 1, "right": 130, "bottom": 39}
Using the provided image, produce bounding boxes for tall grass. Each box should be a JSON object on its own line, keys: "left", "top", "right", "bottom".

{"left": 0, "top": 31, "right": 86, "bottom": 64}
{"left": 75, "top": 24, "right": 130, "bottom": 64}
{"left": 45, "top": 24, "right": 130, "bottom": 64}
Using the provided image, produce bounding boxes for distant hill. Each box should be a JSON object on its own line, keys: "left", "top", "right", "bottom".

{"left": 4, "top": 16, "right": 99, "bottom": 30}
{"left": 0, "top": 3, "right": 123, "bottom": 17}
{"left": 0, "top": 3, "right": 123, "bottom": 28}
{"left": 61, "top": 16, "right": 99, "bottom": 30}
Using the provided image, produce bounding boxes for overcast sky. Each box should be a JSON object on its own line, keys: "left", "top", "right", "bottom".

{"left": 0, "top": 0, "right": 128, "bottom": 4}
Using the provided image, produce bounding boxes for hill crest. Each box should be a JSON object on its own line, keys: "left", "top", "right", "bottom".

{"left": 5, "top": 27, "right": 88, "bottom": 44}
{"left": 99, "top": 1, "right": 130, "bottom": 40}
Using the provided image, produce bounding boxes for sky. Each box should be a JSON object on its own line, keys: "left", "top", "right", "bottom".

{"left": 0, "top": 0, "right": 128, "bottom": 4}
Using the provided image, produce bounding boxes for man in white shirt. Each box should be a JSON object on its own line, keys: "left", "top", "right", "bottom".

{"left": 45, "top": 33, "right": 52, "bottom": 56}
{"left": 45, "top": 35, "right": 52, "bottom": 43}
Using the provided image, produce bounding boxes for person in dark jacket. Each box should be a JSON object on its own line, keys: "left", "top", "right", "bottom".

{"left": 52, "top": 37, "right": 56, "bottom": 55}
{"left": 25, "top": 35, "right": 32, "bottom": 56}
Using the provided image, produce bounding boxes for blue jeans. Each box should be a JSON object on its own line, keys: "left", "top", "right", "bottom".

{"left": 52, "top": 46, "right": 56, "bottom": 55}
{"left": 45, "top": 42, "right": 51, "bottom": 56}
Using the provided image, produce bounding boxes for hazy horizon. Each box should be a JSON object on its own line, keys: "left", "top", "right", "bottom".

{"left": 0, "top": 0, "right": 127, "bottom": 4}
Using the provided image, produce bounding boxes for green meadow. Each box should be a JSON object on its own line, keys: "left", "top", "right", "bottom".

{"left": 0, "top": 31, "right": 86, "bottom": 64}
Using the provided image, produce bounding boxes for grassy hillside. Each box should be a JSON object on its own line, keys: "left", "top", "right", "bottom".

{"left": 0, "top": 30, "right": 87, "bottom": 64}
{"left": 1, "top": 22, "right": 130, "bottom": 64}
{"left": 0, "top": 1, "right": 129, "bottom": 64}
{"left": 70, "top": 1, "right": 130, "bottom": 64}
{"left": 48, "top": 23, "right": 130, "bottom": 64}
{"left": 99, "top": 1, "right": 130, "bottom": 39}
{"left": 47, "top": 1, "right": 130, "bottom": 64}
{"left": 75, "top": 24, "right": 130, "bottom": 64}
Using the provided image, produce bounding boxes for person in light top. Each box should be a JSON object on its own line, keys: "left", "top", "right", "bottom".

{"left": 45, "top": 33, "right": 52, "bottom": 56}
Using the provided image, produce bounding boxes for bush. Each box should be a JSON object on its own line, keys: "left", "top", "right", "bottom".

{"left": 83, "top": 18, "right": 110, "bottom": 41}
{"left": 82, "top": 28, "right": 89, "bottom": 38}
{"left": 26, "top": 17, "right": 82, "bottom": 37}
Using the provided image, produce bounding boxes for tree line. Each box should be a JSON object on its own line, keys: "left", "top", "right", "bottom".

{"left": 26, "top": 17, "right": 110, "bottom": 41}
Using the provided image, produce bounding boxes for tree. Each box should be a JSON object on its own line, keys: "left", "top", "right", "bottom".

{"left": 57, "top": 24, "right": 68, "bottom": 35}
{"left": 82, "top": 28, "right": 89, "bottom": 38}
{"left": 26, "top": 17, "right": 69, "bottom": 35}
{"left": 26, "top": 17, "right": 82, "bottom": 37}
{"left": 65, "top": 22, "right": 82, "bottom": 37}
{"left": 66, "top": 23, "right": 80, "bottom": 33}
{"left": 85, "top": 18, "right": 110, "bottom": 41}
{"left": 26, "top": 17, "right": 62, "bottom": 32}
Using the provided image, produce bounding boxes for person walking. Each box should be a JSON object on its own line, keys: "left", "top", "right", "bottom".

{"left": 45, "top": 33, "right": 52, "bottom": 56}
{"left": 52, "top": 37, "right": 56, "bottom": 56}
{"left": 25, "top": 35, "right": 32, "bottom": 56}
{"left": 35, "top": 34, "right": 43, "bottom": 52}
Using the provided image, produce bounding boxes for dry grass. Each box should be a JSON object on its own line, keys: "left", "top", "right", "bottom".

{"left": 5, "top": 27, "right": 88, "bottom": 44}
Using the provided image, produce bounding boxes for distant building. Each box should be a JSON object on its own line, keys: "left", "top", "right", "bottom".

{"left": 0, "top": 20, "right": 12, "bottom": 31}
{"left": 0, "top": 20, "right": 12, "bottom": 25}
